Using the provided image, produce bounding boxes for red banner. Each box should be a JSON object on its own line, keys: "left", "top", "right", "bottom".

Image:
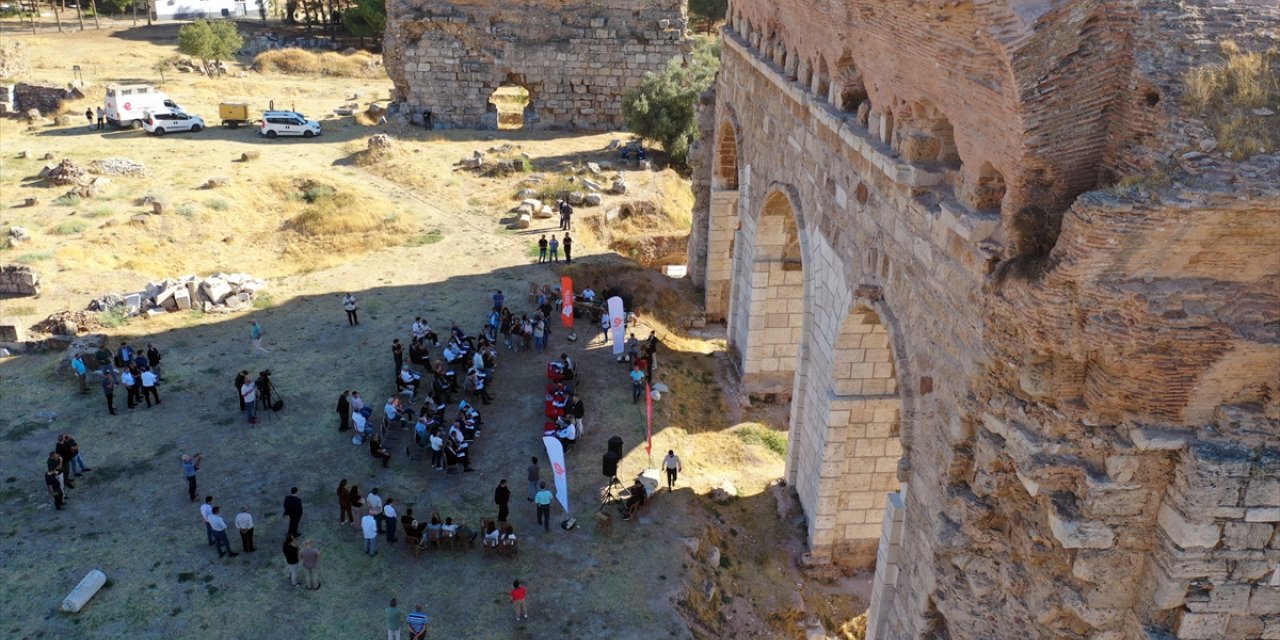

{"left": 560, "top": 276, "right": 574, "bottom": 329}
{"left": 645, "top": 381, "right": 653, "bottom": 456}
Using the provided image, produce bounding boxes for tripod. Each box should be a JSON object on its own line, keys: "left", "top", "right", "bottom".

{"left": 599, "top": 476, "right": 623, "bottom": 507}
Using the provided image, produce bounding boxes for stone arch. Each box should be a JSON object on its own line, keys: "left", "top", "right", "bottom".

{"left": 705, "top": 107, "right": 745, "bottom": 321}
{"left": 798, "top": 58, "right": 813, "bottom": 91}
{"left": 814, "top": 55, "right": 831, "bottom": 102}
{"left": 962, "top": 161, "right": 1007, "bottom": 212}
{"left": 727, "top": 184, "right": 808, "bottom": 396}
{"left": 784, "top": 48, "right": 798, "bottom": 79}
{"left": 834, "top": 50, "right": 868, "bottom": 114}
{"left": 894, "top": 99, "right": 961, "bottom": 167}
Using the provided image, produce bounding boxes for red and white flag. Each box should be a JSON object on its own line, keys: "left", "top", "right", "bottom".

{"left": 560, "top": 276, "right": 574, "bottom": 329}
{"left": 542, "top": 436, "right": 571, "bottom": 516}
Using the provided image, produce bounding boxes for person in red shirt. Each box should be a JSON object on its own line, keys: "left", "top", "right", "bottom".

{"left": 511, "top": 580, "right": 528, "bottom": 621}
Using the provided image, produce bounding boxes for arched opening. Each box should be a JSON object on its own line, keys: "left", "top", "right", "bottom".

{"left": 705, "top": 117, "right": 743, "bottom": 321}
{"left": 814, "top": 55, "right": 831, "bottom": 102}
{"left": 834, "top": 52, "right": 868, "bottom": 114}
{"left": 799, "top": 59, "right": 813, "bottom": 91}
{"left": 895, "top": 100, "right": 961, "bottom": 167}
{"left": 713, "top": 121, "right": 740, "bottom": 190}
{"left": 728, "top": 188, "right": 805, "bottom": 395}
{"left": 784, "top": 48, "right": 799, "bottom": 80}
{"left": 964, "top": 161, "right": 1006, "bottom": 212}
{"left": 487, "top": 77, "right": 532, "bottom": 131}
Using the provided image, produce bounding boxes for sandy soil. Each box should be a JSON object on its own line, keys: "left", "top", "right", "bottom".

{"left": 0, "top": 23, "right": 868, "bottom": 640}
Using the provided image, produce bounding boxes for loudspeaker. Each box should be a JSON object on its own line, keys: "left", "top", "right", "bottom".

{"left": 602, "top": 451, "right": 620, "bottom": 477}
{"left": 607, "top": 436, "right": 624, "bottom": 456}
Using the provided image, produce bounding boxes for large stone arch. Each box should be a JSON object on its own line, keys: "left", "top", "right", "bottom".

{"left": 705, "top": 104, "right": 744, "bottom": 322}
{"left": 727, "top": 184, "right": 807, "bottom": 397}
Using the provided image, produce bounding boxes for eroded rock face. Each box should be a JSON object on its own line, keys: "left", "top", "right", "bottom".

{"left": 696, "top": 1, "right": 1280, "bottom": 638}
{"left": 383, "top": 0, "right": 687, "bottom": 130}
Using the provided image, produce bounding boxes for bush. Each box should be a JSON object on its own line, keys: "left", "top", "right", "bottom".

{"left": 53, "top": 193, "right": 81, "bottom": 207}
{"left": 85, "top": 206, "right": 114, "bottom": 218}
{"left": 205, "top": 198, "right": 230, "bottom": 211}
{"left": 178, "top": 20, "right": 243, "bottom": 77}
{"left": 733, "top": 425, "right": 787, "bottom": 457}
{"left": 622, "top": 37, "right": 720, "bottom": 167}
{"left": 51, "top": 220, "right": 88, "bottom": 235}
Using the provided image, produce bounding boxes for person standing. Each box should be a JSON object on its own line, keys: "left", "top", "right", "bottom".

{"left": 534, "top": 482, "right": 553, "bottom": 532}
{"left": 342, "top": 293, "right": 359, "bottom": 326}
{"left": 250, "top": 320, "right": 268, "bottom": 354}
{"left": 55, "top": 436, "right": 77, "bottom": 490}
{"left": 182, "top": 453, "right": 203, "bottom": 502}
{"left": 209, "top": 506, "right": 238, "bottom": 559}
{"left": 300, "top": 539, "right": 320, "bottom": 590}
{"left": 663, "top": 450, "right": 683, "bottom": 491}
{"left": 200, "top": 495, "right": 216, "bottom": 546}
{"left": 241, "top": 376, "right": 258, "bottom": 424}
{"left": 383, "top": 498, "right": 398, "bottom": 544}
{"left": 95, "top": 106, "right": 106, "bottom": 130}
{"left": 46, "top": 468, "right": 65, "bottom": 510}
{"left": 65, "top": 434, "right": 88, "bottom": 476}
{"left": 337, "top": 390, "right": 351, "bottom": 432}
{"left": 563, "top": 233, "right": 573, "bottom": 264}
{"left": 526, "top": 457, "right": 540, "bottom": 502}
{"left": 494, "top": 479, "right": 511, "bottom": 523}
{"left": 120, "top": 368, "right": 137, "bottom": 409}
{"left": 71, "top": 353, "right": 88, "bottom": 394}
{"left": 101, "top": 369, "right": 117, "bottom": 415}
{"left": 140, "top": 368, "right": 160, "bottom": 407}
{"left": 361, "top": 509, "right": 379, "bottom": 557}
{"left": 385, "top": 599, "right": 402, "bottom": 640}
{"left": 84, "top": 107, "right": 94, "bottom": 130}
{"left": 236, "top": 506, "right": 256, "bottom": 553}
{"left": 365, "top": 488, "right": 384, "bottom": 533}
{"left": 283, "top": 487, "right": 303, "bottom": 539}
{"left": 549, "top": 235, "right": 560, "bottom": 263}
{"left": 537, "top": 235, "right": 548, "bottom": 263}
{"left": 235, "top": 370, "right": 249, "bottom": 411}
{"left": 392, "top": 340, "right": 404, "bottom": 378}
{"left": 406, "top": 605, "right": 429, "bottom": 639}
{"left": 559, "top": 200, "right": 573, "bottom": 230}
{"left": 492, "top": 289, "right": 504, "bottom": 315}
{"left": 568, "top": 394, "right": 585, "bottom": 436}
{"left": 146, "top": 343, "right": 162, "bottom": 379}
{"left": 630, "top": 364, "right": 646, "bottom": 404}
{"left": 511, "top": 580, "right": 529, "bottom": 621}
{"left": 337, "top": 478, "right": 353, "bottom": 525}
{"left": 282, "top": 534, "right": 301, "bottom": 586}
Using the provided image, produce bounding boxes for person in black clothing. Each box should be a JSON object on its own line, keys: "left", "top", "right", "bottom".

{"left": 423, "top": 109, "right": 434, "bottom": 130}
{"left": 392, "top": 339, "right": 404, "bottom": 378}
{"left": 337, "top": 390, "right": 351, "bottom": 432}
{"left": 559, "top": 200, "right": 573, "bottom": 230}
{"left": 409, "top": 340, "right": 430, "bottom": 368}
{"left": 369, "top": 436, "right": 392, "bottom": 468}
{"left": 283, "top": 487, "right": 304, "bottom": 539}
{"left": 568, "top": 393, "right": 585, "bottom": 436}
{"left": 494, "top": 479, "right": 511, "bottom": 523}
{"left": 146, "top": 343, "right": 162, "bottom": 379}
{"left": 46, "top": 469, "right": 64, "bottom": 510}
{"left": 235, "top": 370, "right": 249, "bottom": 411}
{"left": 563, "top": 233, "right": 573, "bottom": 264}
{"left": 102, "top": 370, "right": 117, "bottom": 415}
{"left": 537, "top": 235, "right": 548, "bottom": 263}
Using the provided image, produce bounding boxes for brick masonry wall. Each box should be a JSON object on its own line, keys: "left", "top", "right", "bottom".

{"left": 704, "top": 2, "right": 1279, "bottom": 637}
{"left": 384, "top": 0, "right": 688, "bottom": 130}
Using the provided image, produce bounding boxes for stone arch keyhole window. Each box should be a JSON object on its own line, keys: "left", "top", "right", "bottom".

{"left": 785, "top": 48, "right": 799, "bottom": 79}
{"left": 714, "top": 121, "right": 740, "bottom": 190}
{"left": 966, "top": 161, "right": 1007, "bottom": 212}
{"left": 814, "top": 55, "right": 831, "bottom": 102}
{"left": 799, "top": 59, "right": 813, "bottom": 91}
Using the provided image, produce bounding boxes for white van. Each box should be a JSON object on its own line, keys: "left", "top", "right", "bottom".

{"left": 259, "top": 110, "right": 322, "bottom": 138}
{"left": 104, "top": 84, "right": 180, "bottom": 129}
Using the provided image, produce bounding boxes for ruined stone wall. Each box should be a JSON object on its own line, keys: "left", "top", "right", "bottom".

{"left": 704, "top": 1, "right": 1279, "bottom": 638}
{"left": 383, "top": 0, "right": 688, "bottom": 130}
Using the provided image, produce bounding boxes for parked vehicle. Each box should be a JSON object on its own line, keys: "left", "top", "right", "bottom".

{"left": 219, "top": 102, "right": 251, "bottom": 128}
{"left": 259, "top": 110, "right": 322, "bottom": 138}
{"left": 104, "top": 84, "right": 179, "bottom": 129}
{"left": 142, "top": 109, "right": 206, "bottom": 136}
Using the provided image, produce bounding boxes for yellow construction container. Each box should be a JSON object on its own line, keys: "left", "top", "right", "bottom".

{"left": 218, "top": 102, "right": 251, "bottom": 128}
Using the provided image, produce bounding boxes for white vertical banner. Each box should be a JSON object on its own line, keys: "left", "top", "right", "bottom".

{"left": 542, "top": 436, "right": 570, "bottom": 516}
{"left": 607, "top": 296, "right": 626, "bottom": 357}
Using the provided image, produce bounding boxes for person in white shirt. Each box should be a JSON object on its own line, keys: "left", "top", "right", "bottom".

{"left": 352, "top": 410, "right": 368, "bottom": 436}
{"left": 200, "top": 497, "right": 215, "bottom": 546}
{"left": 383, "top": 500, "right": 398, "bottom": 544}
{"left": 385, "top": 398, "right": 406, "bottom": 423}
{"left": 121, "top": 369, "right": 137, "bottom": 408}
{"left": 235, "top": 506, "right": 256, "bottom": 553}
{"left": 361, "top": 509, "right": 379, "bottom": 556}
{"left": 442, "top": 343, "right": 463, "bottom": 364}
{"left": 663, "top": 450, "right": 683, "bottom": 490}
{"left": 140, "top": 369, "right": 160, "bottom": 407}
{"left": 241, "top": 379, "right": 258, "bottom": 424}
{"left": 366, "top": 489, "right": 384, "bottom": 533}
{"left": 208, "top": 506, "right": 237, "bottom": 558}
{"left": 342, "top": 293, "right": 359, "bottom": 326}
{"left": 555, "top": 419, "right": 577, "bottom": 449}
{"left": 350, "top": 392, "right": 365, "bottom": 413}
{"left": 412, "top": 318, "right": 427, "bottom": 341}
{"left": 398, "top": 368, "right": 420, "bottom": 395}
{"left": 582, "top": 286, "right": 595, "bottom": 302}
{"left": 429, "top": 430, "right": 445, "bottom": 470}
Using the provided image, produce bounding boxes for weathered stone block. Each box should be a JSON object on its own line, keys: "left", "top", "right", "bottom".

{"left": 1223, "top": 522, "right": 1274, "bottom": 550}
{"left": 1048, "top": 508, "right": 1116, "bottom": 550}
{"left": 1158, "top": 502, "right": 1221, "bottom": 549}
{"left": 1176, "top": 612, "right": 1229, "bottom": 639}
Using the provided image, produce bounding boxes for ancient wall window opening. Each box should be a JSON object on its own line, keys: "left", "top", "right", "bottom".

{"left": 834, "top": 51, "right": 868, "bottom": 114}
{"left": 733, "top": 188, "right": 806, "bottom": 388}
{"left": 967, "top": 161, "right": 1006, "bottom": 212}
{"left": 488, "top": 75, "right": 534, "bottom": 131}
{"left": 814, "top": 56, "right": 831, "bottom": 102}
{"left": 799, "top": 59, "right": 813, "bottom": 91}
{"left": 785, "top": 49, "right": 799, "bottom": 79}
{"left": 714, "top": 120, "right": 740, "bottom": 190}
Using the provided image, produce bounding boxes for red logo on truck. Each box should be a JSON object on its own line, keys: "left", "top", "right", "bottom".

{"left": 123, "top": 102, "right": 132, "bottom": 111}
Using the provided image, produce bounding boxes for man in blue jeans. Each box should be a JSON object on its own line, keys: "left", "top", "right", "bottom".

{"left": 526, "top": 457, "right": 540, "bottom": 502}
{"left": 534, "top": 482, "right": 553, "bottom": 531}
{"left": 630, "top": 365, "right": 646, "bottom": 404}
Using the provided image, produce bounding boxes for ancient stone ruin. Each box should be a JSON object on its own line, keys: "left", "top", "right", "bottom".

{"left": 383, "top": 0, "right": 688, "bottom": 130}
{"left": 0, "top": 265, "right": 41, "bottom": 297}
{"left": 89, "top": 273, "right": 267, "bottom": 318}
{"left": 690, "top": 1, "right": 1279, "bottom": 639}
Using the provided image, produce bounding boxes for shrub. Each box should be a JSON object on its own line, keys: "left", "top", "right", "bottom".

{"left": 177, "top": 20, "right": 243, "bottom": 77}
{"left": 622, "top": 37, "right": 721, "bottom": 167}
{"left": 51, "top": 220, "right": 88, "bottom": 235}
{"left": 205, "top": 198, "right": 230, "bottom": 211}
{"left": 85, "top": 206, "right": 114, "bottom": 218}
{"left": 734, "top": 425, "right": 787, "bottom": 457}
{"left": 53, "top": 193, "right": 81, "bottom": 207}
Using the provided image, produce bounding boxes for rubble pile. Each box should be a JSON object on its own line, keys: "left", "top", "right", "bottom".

{"left": 88, "top": 273, "right": 267, "bottom": 317}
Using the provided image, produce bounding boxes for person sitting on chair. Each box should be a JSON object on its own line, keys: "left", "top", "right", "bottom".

{"left": 369, "top": 435, "right": 392, "bottom": 468}
{"left": 499, "top": 524, "right": 517, "bottom": 551}
{"left": 409, "top": 339, "right": 430, "bottom": 368}
{"left": 442, "top": 342, "right": 466, "bottom": 365}
{"left": 397, "top": 367, "right": 421, "bottom": 395}
{"left": 352, "top": 410, "right": 369, "bottom": 437}
{"left": 385, "top": 397, "right": 409, "bottom": 426}
{"left": 622, "top": 479, "right": 647, "bottom": 521}
{"left": 554, "top": 417, "right": 577, "bottom": 451}
{"left": 483, "top": 521, "right": 500, "bottom": 548}
{"left": 558, "top": 353, "right": 576, "bottom": 381}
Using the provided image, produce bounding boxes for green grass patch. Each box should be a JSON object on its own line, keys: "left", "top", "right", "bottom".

{"left": 174, "top": 204, "right": 197, "bottom": 218}
{"left": 12, "top": 252, "right": 52, "bottom": 264}
{"left": 403, "top": 229, "right": 444, "bottom": 247}
{"left": 50, "top": 220, "right": 88, "bottom": 235}
{"left": 3, "top": 421, "right": 46, "bottom": 443}
{"left": 85, "top": 206, "right": 114, "bottom": 218}
{"left": 205, "top": 198, "right": 230, "bottom": 211}
{"left": 52, "top": 193, "right": 81, "bottom": 207}
{"left": 733, "top": 425, "right": 788, "bottom": 457}
{"left": 252, "top": 292, "right": 276, "bottom": 310}
{"left": 92, "top": 458, "right": 154, "bottom": 485}
{"left": 99, "top": 307, "right": 131, "bottom": 328}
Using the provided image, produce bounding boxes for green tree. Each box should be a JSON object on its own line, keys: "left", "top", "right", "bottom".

{"left": 687, "top": 0, "right": 728, "bottom": 34}
{"left": 343, "top": 0, "right": 385, "bottom": 49}
{"left": 621, "top": 38, "right": 721, "bottom": 167}
{"left": 177, "top": 19, "right": 243, "bottom": 77}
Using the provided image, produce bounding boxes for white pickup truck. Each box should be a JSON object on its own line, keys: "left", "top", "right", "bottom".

{"left": 104, "top": 84, "right": 180, "bottom": 129}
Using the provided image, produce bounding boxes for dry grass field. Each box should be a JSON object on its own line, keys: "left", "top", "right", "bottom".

{"left": 0, "top": 23, "right": 869, "bottom": 640}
